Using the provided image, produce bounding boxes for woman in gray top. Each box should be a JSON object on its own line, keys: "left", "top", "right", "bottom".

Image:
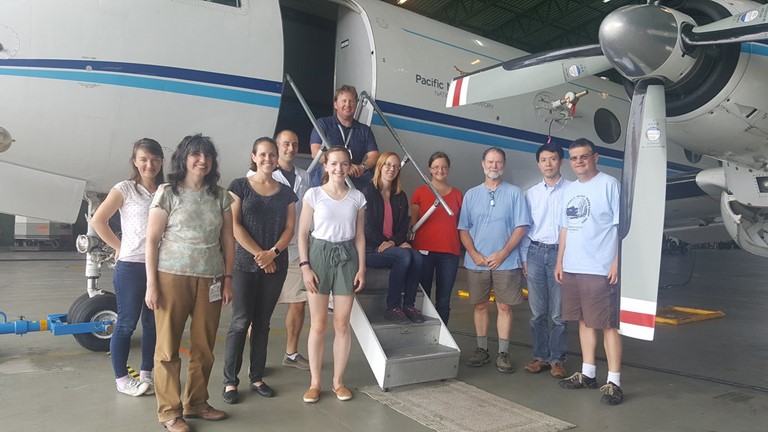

{"left": 145, "top": 134, "right": 234, "bottom": 432}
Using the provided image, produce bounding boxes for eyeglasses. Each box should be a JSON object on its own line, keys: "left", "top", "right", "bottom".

{"left": 489, "top": 190, "right": 495, "bottom": 207}
{"left": 430, "top": 166, "right": 449, "bottom": 171}
{"left": 569, "top": 153, "right": 594, "bottom": 162}
{"left": 382, "top": 162, "right": 400, "bottom": 171}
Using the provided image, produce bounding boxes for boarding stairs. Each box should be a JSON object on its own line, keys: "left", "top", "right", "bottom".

{"left": 286, "top": 76, "right": 460, "bottom": 389}
{"left": 350, "top": 268, "right": 460, "bottom": 391}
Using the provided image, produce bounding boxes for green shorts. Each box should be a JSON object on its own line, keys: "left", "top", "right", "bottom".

{"left": 305, "top": 237, "right": 358, "bottom": 296}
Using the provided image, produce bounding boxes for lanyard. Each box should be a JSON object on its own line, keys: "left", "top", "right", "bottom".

{"left": 337, "top": 124, "right": 353, "bottom": 149}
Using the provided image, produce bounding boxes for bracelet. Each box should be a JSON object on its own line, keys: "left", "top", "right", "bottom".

{"left": 299, "top": 261, "right": 310, "bottom": 268}
{"left": 222, "top": 274, "right": 233, "bottom": 279}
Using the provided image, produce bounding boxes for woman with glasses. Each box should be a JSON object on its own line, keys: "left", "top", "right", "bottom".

{"left": 363, "top": 152, "right": 424, "bottom": 324}
{"left": 410, "top": 151, "right": 463, "bottom": 324}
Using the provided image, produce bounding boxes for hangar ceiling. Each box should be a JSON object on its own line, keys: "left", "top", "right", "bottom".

{"left": 381, "top": 0, "right": 768, "bottom": 54}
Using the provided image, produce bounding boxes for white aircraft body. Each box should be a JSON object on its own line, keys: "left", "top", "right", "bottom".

{"left": 0, "top": 0, "right": 734, "bottom": 347}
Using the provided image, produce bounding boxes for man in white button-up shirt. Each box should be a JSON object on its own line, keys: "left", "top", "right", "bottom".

{"left": 521, "top": 143, "right": 571, "bottom": 379}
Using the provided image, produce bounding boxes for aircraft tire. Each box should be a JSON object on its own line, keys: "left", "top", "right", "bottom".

{"left": 69, "top": 292, "right": 117, "bottom": 352}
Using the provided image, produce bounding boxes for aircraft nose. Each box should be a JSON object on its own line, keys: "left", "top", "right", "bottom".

{"left": 599, "top": 5, "right": 682, "bottom": 79}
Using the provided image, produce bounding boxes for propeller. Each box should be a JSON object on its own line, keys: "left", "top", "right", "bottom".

{"left": 445, "top": 2, "right": 768, "bottom": 340}
{"left": 617, "top": 79, "right": 667, "bottom": 341}
{"left": 445, "top": 45, "right": 611, "bottom": 108}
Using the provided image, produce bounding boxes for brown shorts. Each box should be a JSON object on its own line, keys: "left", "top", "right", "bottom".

{"left": 561, "top": 272, "right": 618, "bottom": 329}
{"left": 467, "top": 269, "right": 524, "bottom": 306}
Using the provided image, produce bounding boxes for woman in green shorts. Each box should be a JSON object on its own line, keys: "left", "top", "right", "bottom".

{"left": 298, "top": 146, "right": 366, "bottom": 404}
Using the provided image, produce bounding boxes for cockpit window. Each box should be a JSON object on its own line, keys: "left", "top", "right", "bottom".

{"left": 206, "top": 0, "right": 241, "bottom": 7}
{"left": 593, "top": 108, "right": 621, "bottom": 144}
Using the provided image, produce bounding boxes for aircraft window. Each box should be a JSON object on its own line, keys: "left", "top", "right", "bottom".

{"left": 205, "top": 0, "right": 241, "bottom": 7}
{"left": 593, "top": 108, "right": 621, "bottom": 144}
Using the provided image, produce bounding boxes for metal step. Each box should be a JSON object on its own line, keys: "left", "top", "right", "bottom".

{"left": 350, "top": 267, "right": 460, "bottom": 390}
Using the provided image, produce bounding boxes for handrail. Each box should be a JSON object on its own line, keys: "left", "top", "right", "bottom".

{"left": 357, "top": 91, "right": 454, "bottom": 232}
{"left": 284, "top": 74, "right": 354, "bottom": 189}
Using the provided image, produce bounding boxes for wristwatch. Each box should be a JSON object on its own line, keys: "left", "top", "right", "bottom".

{"left": 360, "top": 163, "right": 369, "bottom": 172}
{"left": 272, "top": 247, "right": 281, "bottom": 256}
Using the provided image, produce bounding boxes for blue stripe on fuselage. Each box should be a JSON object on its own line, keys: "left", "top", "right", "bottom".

{"left": 0, "top": 59, "right": 282, "bottom": 107}
{"left": 373, "top": 100, "right": 695, "bottom": 173}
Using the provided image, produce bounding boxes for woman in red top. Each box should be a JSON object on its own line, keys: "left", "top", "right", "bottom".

{"left": 410, "top": 152, "right": 463, "bottom": 324}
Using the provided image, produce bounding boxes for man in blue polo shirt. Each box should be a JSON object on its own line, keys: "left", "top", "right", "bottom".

{"left": 309, "top": 85, "right": 379, "bottom": 189}
{"left": 458, "top": 147, "right": 529, "bottom": 374}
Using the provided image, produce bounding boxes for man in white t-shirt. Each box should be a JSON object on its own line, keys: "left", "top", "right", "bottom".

{"left": 554, "top": 138, "right": 624, "bottom": 405}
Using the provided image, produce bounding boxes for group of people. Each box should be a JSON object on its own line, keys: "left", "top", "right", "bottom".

{"left": 91, "top": 85, "right": 624, "bottom": 432}
{"left": 459, "top": 140, "right": 624, "bottom": 407}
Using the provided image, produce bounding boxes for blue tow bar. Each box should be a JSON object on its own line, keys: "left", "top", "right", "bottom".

{"left": 0, "top": 311, "right": 113, "bottom": 336}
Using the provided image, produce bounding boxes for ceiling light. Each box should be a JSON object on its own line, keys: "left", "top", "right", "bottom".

{"left": 397, "top": 0, "right": 408, "bottom": 4}
{"left": 470, "top": 59, "right": 481, "bottom": 65}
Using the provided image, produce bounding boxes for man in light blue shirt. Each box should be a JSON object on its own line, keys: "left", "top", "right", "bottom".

{"left": 555, "top": 138, "right": 623, "bottom": 406}
{"left": 458, "top": 147, "right": 529, "bottom": 373}
{"left": 520, "top": 143, "right": 571, "bottom": 379}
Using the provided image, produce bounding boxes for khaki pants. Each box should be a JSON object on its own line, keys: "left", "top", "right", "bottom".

{"left": 154, "top": 272, "right": 222, "bottom": 422}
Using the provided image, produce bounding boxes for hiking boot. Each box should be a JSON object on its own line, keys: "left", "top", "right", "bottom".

{"left": 282, "top": 353, "right": 310, "bottom": 371}
{"left": 465, "top": 347, "right": 491, "bottom": 367}
{"left": 559, "top": 372, "right": 597, "bottom": 389}
{"left": 600, "top": 382, "right": 624, "bottom": 405}
{"left": 403, "top": 306, "right": 425, "bottom": 323}
{"left": 524, "top": 359, "right": 551, "bottom": 374}
{"left": 550, "top": 362, "right": 567, "bottom": 379}
{"left": 117, "top": 377, "right": 150, "bottom": 397}
{"left": 384, "top": 307, "right": 411, "bottom": 325}
{"left": 496, "top": 352, "right": 515, "bottom": 373}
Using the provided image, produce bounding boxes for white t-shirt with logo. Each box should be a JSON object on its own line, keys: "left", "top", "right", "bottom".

{"left": 560, "top": 171, "right": 620, "bottom": 276}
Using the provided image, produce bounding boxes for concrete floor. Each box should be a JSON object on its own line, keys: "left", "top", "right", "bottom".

{"left": 1, "top": 248, "right": 766, "bottom": 431}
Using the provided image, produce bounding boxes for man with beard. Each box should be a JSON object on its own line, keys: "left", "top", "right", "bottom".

{"left": 458, "top": 147, "right": 530, "bottom": 374}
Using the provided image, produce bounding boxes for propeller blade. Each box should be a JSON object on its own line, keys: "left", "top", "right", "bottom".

{"left": 618, "top": 80, "right": 667, "bottom": 341}
{"left": 682, "top": 5, "right": 768, "bottom": 46}
{"left": 446, "top": 45, "right": 610, "bottom": 107}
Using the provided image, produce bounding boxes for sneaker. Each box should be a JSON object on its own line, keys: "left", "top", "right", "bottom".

{"left": 559, "top": 372, "right": 597, "bottom": 390}
{"left": 139, "top": 376, "right": 155, "bottom": 395}
{"left": 403, "top": 306, "right": 425, "bottom": 323}
{"left": 550, "top": 362, "right": 567, "bottom": 379}
{"left": 496, "top": 352, "right": 515, "bottom": 373}
{"left": 282, "top": 353, "right": 310, "bottom": 370}
{"left": 600, "top": 382, "right": 624, "bottom": 405}
{"left": 384, "top": 307, "right": 411, "bottom": 325}
{"left": 117, "top": 377, "right": 150, "bottom": 397}
{"left": 524, "top": 359, "right": 551, "bottom": 374}
{"left": 465, "top": 347, "right": 491, "bottom": 367}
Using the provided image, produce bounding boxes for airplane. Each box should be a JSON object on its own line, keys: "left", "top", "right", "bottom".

{"left": 0, "top": 0, "right": 717, "bottom": 349}
{"left": 445, "top": 0, "right": 768, "bottom": 341}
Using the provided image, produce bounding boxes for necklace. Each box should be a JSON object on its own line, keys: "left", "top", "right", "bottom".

{"left": 323, "top": 185, "right": 348, "bottom": 200}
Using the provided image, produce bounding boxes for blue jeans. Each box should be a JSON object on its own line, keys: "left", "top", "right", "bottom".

{"left": 367, "top": 247, "right": 422, "bottom": 310}
{"left": 110, "top": 261, "right": 156, "bottom": 378}
{"left": 525, "top": 244, "right": 567, "bottom": 364}
{"left": 419, "top": 252, "right": 459, "bottom": 324}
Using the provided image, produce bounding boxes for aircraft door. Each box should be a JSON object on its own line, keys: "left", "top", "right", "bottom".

{"left": 334, "top": 3, "right": 376, "bottom": 125}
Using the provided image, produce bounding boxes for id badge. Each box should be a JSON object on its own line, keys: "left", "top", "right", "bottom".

{"left": 209, "top": 279, "right": 222, "bottom": 302}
